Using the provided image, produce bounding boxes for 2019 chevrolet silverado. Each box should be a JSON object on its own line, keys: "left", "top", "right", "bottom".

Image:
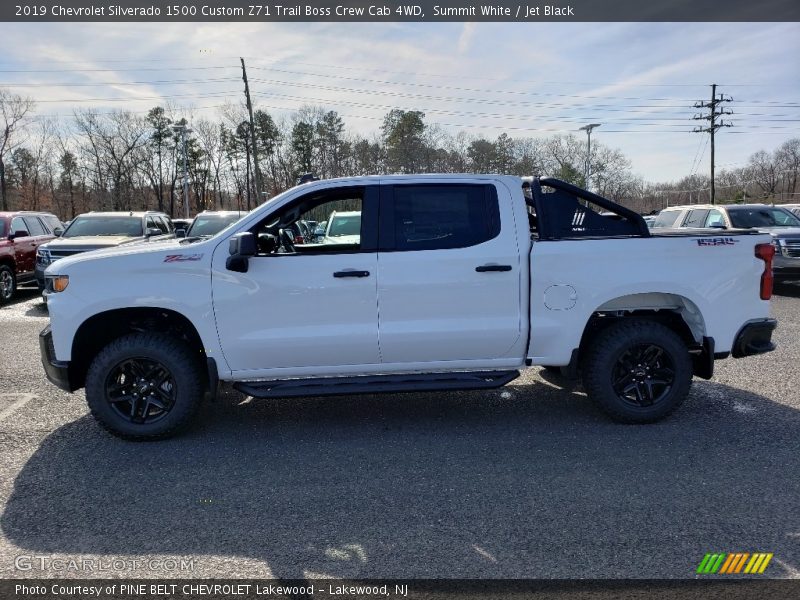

{"left": 40, "top": 176, "right": 777, "bottom": 439}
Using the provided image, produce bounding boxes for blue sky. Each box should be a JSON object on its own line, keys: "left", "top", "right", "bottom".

{"left": 0, "top": 21, "right": 797, "bottom": 182}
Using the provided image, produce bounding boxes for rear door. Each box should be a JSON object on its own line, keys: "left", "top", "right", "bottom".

{"left": 376, "top": 181, "right": 523, "bottom": 365}
{"left": 10, "top": 217, "right": 36, "bottom": 275}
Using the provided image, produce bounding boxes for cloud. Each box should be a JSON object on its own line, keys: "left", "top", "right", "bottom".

{"left": 457, "top": 23, "right": 477, "bottom": 54}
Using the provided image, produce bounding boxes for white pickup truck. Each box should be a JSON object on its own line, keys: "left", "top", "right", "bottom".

{"left": 39, "top": 175, "right": 778, "bottom": 440}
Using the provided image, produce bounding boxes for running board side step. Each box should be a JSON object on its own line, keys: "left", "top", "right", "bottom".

{"left": 233, "top": 370, "right": 520, "bottom": 399}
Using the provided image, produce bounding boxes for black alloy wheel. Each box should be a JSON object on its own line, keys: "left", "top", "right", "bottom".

{"left": 611, "top": 343, "right": 675, "bottom": 407}
{"left": 105, "top": 357, "right": 177, "bottom": 424}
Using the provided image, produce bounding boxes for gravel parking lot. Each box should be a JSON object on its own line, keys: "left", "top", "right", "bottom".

{"left": 0, "top": 283, "right": 798, "bottom": 580}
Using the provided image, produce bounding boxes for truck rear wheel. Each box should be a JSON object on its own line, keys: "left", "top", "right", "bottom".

{"left": 582, "top": 320, "right": 692, "bottom": 423}
{"left": 85, "top": 332, "right": 204, "bottom": 440}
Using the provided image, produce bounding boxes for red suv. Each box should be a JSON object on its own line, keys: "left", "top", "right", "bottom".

{"left": 0, "top": 211, "right": 63, "bottom": 304}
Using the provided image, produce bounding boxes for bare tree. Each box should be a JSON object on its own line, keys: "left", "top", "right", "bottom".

{"left": 748, "top": 149, "right": 779, "bottom": 198}
{"left": 0, "top": 90, "right": 35, "bottom": 210}
{"left": 74, "top": 110, "right": 147, "bottom": 211}
{"left": 775, "top": 138, "right": 800, "bottom": 201}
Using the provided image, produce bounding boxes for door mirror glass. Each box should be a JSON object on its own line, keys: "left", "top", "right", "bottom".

{"left": 145, "top": 228, "right": 162, "bottom": 237}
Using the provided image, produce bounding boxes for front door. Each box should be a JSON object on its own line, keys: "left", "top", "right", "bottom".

{"left": 212, "top": 185, "right": 381, "bottom": 377}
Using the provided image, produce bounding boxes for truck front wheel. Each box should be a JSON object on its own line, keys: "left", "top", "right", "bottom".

{"left": 583, "top": 320, "right": 692, "bottom": 423}
{"left": 0, "top": 265, "right": 16, "bottom": 304}
{"left": 85, "top": 332, "right": 204, "bottom": 440}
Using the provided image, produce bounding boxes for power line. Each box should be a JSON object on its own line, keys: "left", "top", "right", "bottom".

{"left": 254, "top": 91, "right": 799, "bottom": 127}
{"left": 0, "top": 65, "right": 234, "bottom": 73}
{"left": 0, "top": 77, "right": 240, "bottom": 87}
{"left": 34, "top": 91, "right": 241, "bottom": 103}
{"left": 248, "top": 65, "right": 705, "bottom": 103}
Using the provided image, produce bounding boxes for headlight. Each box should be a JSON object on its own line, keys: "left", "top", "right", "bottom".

{"left": 45, "top": 275, "right": 69, "bottom": 293}
{"left": 36, "top": 248, "right": 51, "bottom": 266}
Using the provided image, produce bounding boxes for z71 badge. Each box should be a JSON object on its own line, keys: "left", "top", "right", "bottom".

{"left": 163, "top": 254, "right": 203, "bottom": 262}
{"left": 697, "top": 237, "right": 739, "bottom": 246}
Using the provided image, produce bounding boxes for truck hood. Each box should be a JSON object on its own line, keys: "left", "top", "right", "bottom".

{"left": 44, "top": 235, "right": 142, "bottom": 249}
{"left": 44, "top": 238, "right": 203, "bottom": 273}
{"left": 755, "top": 227, "right": 800, "bottom": 239}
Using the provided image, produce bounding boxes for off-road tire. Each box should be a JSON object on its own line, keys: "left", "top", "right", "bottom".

{"left": 85, "top": 332, "right": 204, "bottom": 440}
{"left": 0, "top": 265, "right": 16, "bottom": 304}
{"left": 582, "top": 319, "right": 692, "bottom": 424}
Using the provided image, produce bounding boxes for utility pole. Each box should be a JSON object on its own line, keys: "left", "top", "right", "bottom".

{"left": 578, "top": 123, "right": 601, "bottom": 192}
{"left": 240, "top": 57, "right": 263, "bottom": 203}
{"left": 693, "top": 84, "right": 733, "bottom": 205}
{"left": 172, "top": 123, "right": 192, "bottom": 219}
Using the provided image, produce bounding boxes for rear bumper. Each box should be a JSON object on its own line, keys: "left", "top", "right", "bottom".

{"left": 39, "top": 325, "right": 75, "bottom": 392}
{"left": 731, "top": 319, "right": 777, "bottom": 358}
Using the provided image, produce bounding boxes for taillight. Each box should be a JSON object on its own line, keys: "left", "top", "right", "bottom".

{"left": 755, "top": 243, "right": 775, "bottom": 300}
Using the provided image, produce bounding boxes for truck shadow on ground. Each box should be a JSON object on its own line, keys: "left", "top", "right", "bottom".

{"left": 3, "top": 378, "right": 799, "bottom": 579}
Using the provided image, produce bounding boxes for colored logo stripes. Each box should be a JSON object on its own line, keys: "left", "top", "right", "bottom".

{"left": 697, "top": 553, "right": 773, "bottom": 574}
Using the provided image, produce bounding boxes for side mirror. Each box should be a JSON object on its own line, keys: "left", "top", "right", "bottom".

{"left": 175, "top": 228, "right": 186, "bottom": 238}
{"left": 145, "top": 228, "right": 162, "bottom": 237}
{"left": 226, "top": 232, "right": 257, "bottom": 273}
{"left": 9, "top": 230, "right": 29, "bottom": 240}
{"left": 53, "top": 227, "right": 64, "bottom": 237}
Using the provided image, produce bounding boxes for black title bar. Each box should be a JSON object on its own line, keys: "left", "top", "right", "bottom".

{"left": 3, "top": 0, "right": 800, "bottom": 22}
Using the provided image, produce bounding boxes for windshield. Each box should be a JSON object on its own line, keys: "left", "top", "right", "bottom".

{"left": 187, "top": 214, "right": 242, "bottom": 237}
{"left": 63, "top": 216, "right": 143, "bottom": 237}
{"left": 327, "top": 214, "right": 361, "bottom": 237}
{"left": 727, "top": 207, "right": 800, "bottom": 229}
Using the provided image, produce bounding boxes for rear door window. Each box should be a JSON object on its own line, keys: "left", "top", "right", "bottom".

{"left": 683, "top": 209, "right": 710, "bottom": 228}
{"left": 23, "top": 216, "right": 47, "bottom": 236}
{"left": 384, "top": 184, "right": 500, "bottom": 251}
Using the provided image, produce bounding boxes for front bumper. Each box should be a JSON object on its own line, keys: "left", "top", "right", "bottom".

{"left": 773, "top": 254, "right": 800, "bottom": 281}
{"left": 731, "top": 319, "right": 777, "bottom": 358}
{"left": 34, "top": 263, "right": 47, "bottom": 290}
{"left": 39, "top": 325, "right": 75, "bottom": 392}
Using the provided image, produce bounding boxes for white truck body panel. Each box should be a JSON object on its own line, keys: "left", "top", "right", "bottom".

{"left": 527, "top": 235, "right": 770, "bottom": 366}
{"left": 44, "top": 174, "right": 772, "bottom": 384}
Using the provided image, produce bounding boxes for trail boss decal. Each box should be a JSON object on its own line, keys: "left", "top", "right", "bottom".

{"left": 163, "top": 254, "right": 204, "bottom": 262}
{"left": 697, "top": 237, "right": 739, "bottom": 246}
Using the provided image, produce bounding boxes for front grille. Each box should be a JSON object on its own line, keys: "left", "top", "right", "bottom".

{"left": 782, "top": 241, "right": 800, "bottom": 258}
{"left": 49, "top": 249, "right": 89, "bottom": 260}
